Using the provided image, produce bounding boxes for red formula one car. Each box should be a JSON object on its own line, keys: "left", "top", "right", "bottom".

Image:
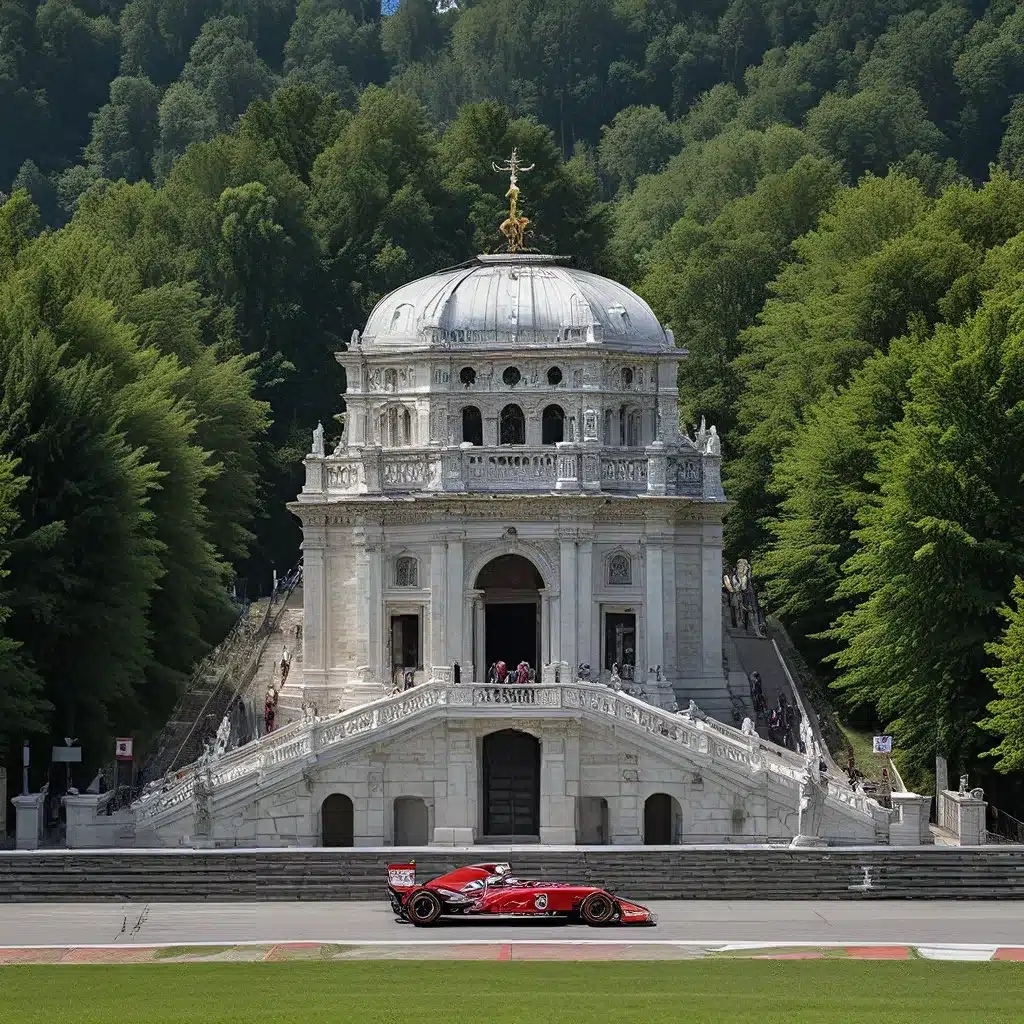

{"left": 387, "top": 861, "right": 656, "bottom": 927}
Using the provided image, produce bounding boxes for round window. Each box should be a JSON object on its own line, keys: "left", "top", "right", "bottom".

{"left": 546, "top": 366, "right": 563, "bottom": 386}
{"left": 459, "top": 366, "right": 476, "bottom": 386}
{"left": 502, "top": 366, "right": 522, "bottom": 387}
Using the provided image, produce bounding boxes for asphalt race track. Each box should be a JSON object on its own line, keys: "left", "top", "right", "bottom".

{"left": 0, "top": 901, "right": 1022, "bottom": 947}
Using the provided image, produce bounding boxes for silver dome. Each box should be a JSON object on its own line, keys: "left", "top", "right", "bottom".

{"left": 360, "top": 254, "right": 671, "bottom": 352}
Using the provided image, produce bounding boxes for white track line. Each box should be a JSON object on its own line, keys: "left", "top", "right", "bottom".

{"left": 0, "top": 939, "right": 1019, "bottom": 951}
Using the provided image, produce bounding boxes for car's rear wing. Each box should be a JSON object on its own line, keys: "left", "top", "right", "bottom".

{"left": 387, "top": 862, "right": 416, "bottom": 891}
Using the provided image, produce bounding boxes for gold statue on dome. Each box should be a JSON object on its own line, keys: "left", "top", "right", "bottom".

{"left": 492, "top": 148, "right": 535, "bottom": 253}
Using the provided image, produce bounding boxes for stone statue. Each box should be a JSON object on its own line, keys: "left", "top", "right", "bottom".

{"left": 350, "top": 329, "right": 361, "bottom": 347}
{"left": 695, "top": 416, "right": 708, "bottom": 450}
{"left": 312, "top": 421, "right": 325, "bottom": 457}
{"left": 610, "top": 663, "right": 622, "bottom": 689}
{"left": 791, "top": 750, "right": 828, "bottom": 847}
{"left": 704, "top": 424, "right": 720, "bottom": 456}
{"left": 686, "top": 700, "right": 708, "bottom": 722}
{"left": 741, "top": 717, "right": 756, "bottom": 737}
{"left": 958, "top": 774, "right": 970, "bottom": 796}
{"left": 578, "top": 663, "right": 591, "bottom": 682}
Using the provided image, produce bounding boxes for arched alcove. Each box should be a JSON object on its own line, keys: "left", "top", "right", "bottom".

{"left": 541, "top": 404, "right": 565, "bottom": 445}
{"left": 475, "top": 554, "right": 543, "bottom": 670}
{"left": 462, "top": 406, "right": 483, "bottom": 446}
{"left": 393, "top": 796, "right": 429, "bottom": 845}
{"left": 643, "top": 792, "right": 681, "bottom": 845}
{"left": 499, "top": 404, "right": 525, "bottom": 445}
{"left": 321, "top": 793, "right": 354, "bottom": 847}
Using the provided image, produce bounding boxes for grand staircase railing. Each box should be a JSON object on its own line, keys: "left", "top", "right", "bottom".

{"left": 137, "top": 563, "right": 302, "bottom": 788}
{"left": 133, "top": 680, "right": 886, "bottom": 832}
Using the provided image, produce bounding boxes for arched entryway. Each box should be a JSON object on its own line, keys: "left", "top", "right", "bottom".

{"left": 644, "top": 792, "right": 681, "bottom": 844}
{"left": 482, "top": 729, "right": 540, "bottom": 838}
{"left": 321, "top": 793, "right": 354, "bottom": 846}
{"left": 475, "top": 554, "right": 543, "bottom": 672}
{"left": 393, "top": 796, "right": 429, "bottom": 845}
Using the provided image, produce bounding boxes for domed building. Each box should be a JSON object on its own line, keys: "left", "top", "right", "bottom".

{"left": 292, "top": 248, "right": 730, "bottom": 720}
{"left": 123, "top": 165, "right": 888, "bottom": 852}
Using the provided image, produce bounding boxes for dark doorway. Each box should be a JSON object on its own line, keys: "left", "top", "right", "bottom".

{"left": 499, "top": 404, "right": 525, "bottom": 445}
{"left": 541, "top": 404, "right": 565, "bottom": 445}
{"left": 321, "top": 793, "right": 354, "bottom": 846}
{"left": 485, "top": 602, "right": 537, "bottom": 669}
{"left": 462, "top": 406, "right": 483, "bottom": 446}
{"left": 605, "top": 612, "right": 636, "bottom": 672}
{"left": 482, "top": 730, "right": 540, "bottom": 837}
{"left": 644, "top": 793, "right": 674, "bottom": 845}
{"left": 391, "top": 614, "right": 421, "bottom": 679}
{"left": 475, "top": 554, "right": 544, "bottom": 672}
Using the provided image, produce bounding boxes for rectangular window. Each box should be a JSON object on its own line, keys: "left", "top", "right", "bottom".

{"left": 604, "top": 612, "right": 636, "bottom": 672}
{"left": 390, "top": 614, "right": 421, "bottom": 671}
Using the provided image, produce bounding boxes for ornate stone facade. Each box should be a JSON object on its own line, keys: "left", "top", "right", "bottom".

{"left": 290, "top": 253, "right": 730, "bottom": 717}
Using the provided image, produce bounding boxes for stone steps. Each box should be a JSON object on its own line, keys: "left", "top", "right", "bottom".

{"left": 3, "top": 848, "right": 1023, "bottom": 901}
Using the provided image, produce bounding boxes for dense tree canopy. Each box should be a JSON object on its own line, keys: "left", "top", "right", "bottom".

{"left": 6, "top": 0, "right": 1024, "bottom": 811}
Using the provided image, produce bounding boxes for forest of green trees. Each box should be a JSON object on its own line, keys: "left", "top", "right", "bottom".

{"left": 4, "top": 0, "right": 1024, "bottom": 807}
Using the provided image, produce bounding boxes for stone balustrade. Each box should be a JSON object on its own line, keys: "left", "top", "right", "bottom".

{"left": 303, "top": 445, "right": 713, "bottom": 498}
{"left": 134, "top": 681, "right": 883, "bottom": 830}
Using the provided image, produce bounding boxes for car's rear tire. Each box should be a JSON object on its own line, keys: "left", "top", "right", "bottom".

{"left": 406, "top": 889, "right": 443, "bottom": 926}
{"left": 579, "top": 892, "right": 617, "bottom": 926}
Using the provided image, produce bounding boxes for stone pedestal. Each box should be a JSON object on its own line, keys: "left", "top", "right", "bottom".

{"left": 11, "top": 790, "right": 46, "bottom": 851}
{"left": 62, "top": 793, "right": 111, "bottom": 849}
{"left": 889, "top": 793, "right": 933, "bottom": 846}
{"left": 940, "top": 789, "right": 987, "bottom": 846}
{"left": 431, "top": 827, "right": 475, "bottom": 846}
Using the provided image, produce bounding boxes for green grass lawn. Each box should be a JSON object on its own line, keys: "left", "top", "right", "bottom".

{"left": 4, "top": 961, "right": 1022, "bottom": 1023}
{"left": 840, "top": 724, "right": 886, "bottom": 780}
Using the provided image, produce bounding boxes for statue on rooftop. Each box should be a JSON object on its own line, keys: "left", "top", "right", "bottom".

{"left": 312, "top": 421, "right": 325, "bottom": 457}
{"left": 492, "top": 149, "right": 535, "bottom": 254}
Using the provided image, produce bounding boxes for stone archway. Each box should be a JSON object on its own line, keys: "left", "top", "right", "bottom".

{"left": 321, "top": 793, "right": 354, "bottom": 847}
{"left": 393, "top": 796, "right": 429, "bottom": 845}
{"left": 475, "top": 554, "right": 543, "bottom": 672}
{"left": 482, "top": 729, "right": 540, "bottom": 838}
{"left": 644, "top": 792, "right": 681, "bottom": 845}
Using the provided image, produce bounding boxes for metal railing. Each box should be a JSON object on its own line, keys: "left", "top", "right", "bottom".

{"left": 138, "top": 563, "right": 302, "bottom": 787}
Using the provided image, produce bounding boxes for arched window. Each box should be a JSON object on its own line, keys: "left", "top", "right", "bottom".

{"left": 395, "top": 556, "right": 418, "bottom": 587}
{"left": 619, "top": 406, "right": 642, "bottom": 447}
{"left": 462, "top": 406, "right": 483, "bottom": 446}
{"left": 499, "top": 404, "right": 525, "bottom": 445}
{"left": 378, "top": 405, "right": 414, "bottom": 447}
{"left": 541, "top": 405, "right": 565, "bottom": 445}
{"left": 608, "top": 553, "right": 632, "bottom": 586}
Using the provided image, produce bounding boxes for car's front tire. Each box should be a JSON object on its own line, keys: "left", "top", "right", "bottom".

{"left": 579, "top": 892, "right": 617, "bottom": 926}
{"left": 406, "top": 889, "right": 443, "bottom": 926}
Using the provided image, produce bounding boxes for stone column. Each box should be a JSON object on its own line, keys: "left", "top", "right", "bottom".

{"left": 558, "top": 530, "right": 578, "bottom": 675}
{"left": 432, "top": 727, "right": 477, "bottom": 845}
{"left": 429, "top": 536, "right": 447, "bottom": 673}
{"left": 301, "top": 524, "right": 328, "bottom": 681}
{"left": 11, "top": 790, "right": 46, "bottom": 850}
{"left": 577, "top": 531, "right": 594, "bottom": 674}
{"left": 540, "top": 731, "right": 576, "bottom": 844}
{"left": 485, "top": 414, "right": 498, "bottom": 446}
{"left": 445, "top": 535, "right": 464, "bottom": 666}
{"left": 701, "top": 520, "right": 724, "bottom": 680}
{"left": 645, "top": 533, "right": 665, "bottom": 682}
{"left": 473, "top": 591, "right": 485, "bottom": 682}
{"left": 365, "top": 533, "right": 384, "bottom": 686}
{"left": 540, "top": 588, "right": 551, "bottom": 667}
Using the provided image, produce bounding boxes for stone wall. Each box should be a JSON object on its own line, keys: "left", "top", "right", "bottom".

{"left": 5, "top": 847, "right": 1024, "bottom": 902}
